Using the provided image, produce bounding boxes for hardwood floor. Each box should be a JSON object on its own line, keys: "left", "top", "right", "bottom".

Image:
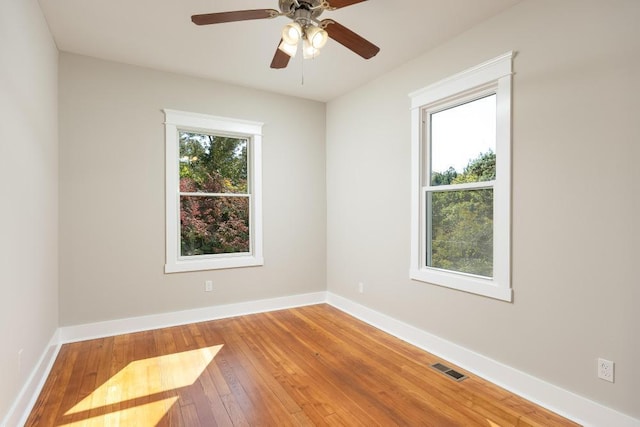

{"left": 26, "top": 304, "right": 580, "bottom": 426}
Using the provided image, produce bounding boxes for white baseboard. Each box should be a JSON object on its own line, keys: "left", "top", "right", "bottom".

{"left": 6, "top": 291, "right": 638, "bottom": 427}
{"left": 1, "top": 331, "right": 61, "bottom": 427}
{"left": 326, "top": 292, "right": 639, "bottom": 427}
{"left": 58, "top": 291, "right": 327, "bottom": 343}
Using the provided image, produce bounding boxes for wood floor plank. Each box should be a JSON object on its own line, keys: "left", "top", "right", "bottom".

{"left": 53, "top": 344, "right": 93, "bottom": 424}
{"left": 220, "top": 334, "right": 299, "bottom": 425}
{"left": 26, "top": 304, "right": 580, "bottom": 426}
{"left": 229, "top": 314, "right": 374, "bottom": 425}
{"left": 264, "top": 308, "right": 480, "bottom": 426}
{"left": 241, "top": 313, "right": 384, "bottom": 425}
{"left": 25, "top": 346, "right": 77, "bottom": 426}
{"left": 91, "top": 337, "right": 114, "bottom": 401}
{"left": 229, "top": 332, "right": 306, "bottom": 415}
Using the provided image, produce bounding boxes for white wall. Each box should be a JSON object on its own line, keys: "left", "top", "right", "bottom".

{"left": 58, "top": 54, "right": 326, "bottom": 326}
{"left": 0, "top": 0, "right": 59, "bottom": 422}
{"left": 326, "top": 0, "right": 639, "bottom": 419}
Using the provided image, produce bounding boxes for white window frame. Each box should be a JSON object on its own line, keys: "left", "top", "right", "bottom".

{"left": 409, "top": 52, "right": 513, "bottom": 301}
{"left": 163, "top": 109, "right": 264, "bottom": 273}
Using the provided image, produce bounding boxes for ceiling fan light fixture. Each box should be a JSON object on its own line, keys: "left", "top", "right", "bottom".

{"left": 306, "top": 25, "right": 328, "bottom": 49}
{"left": 302, "top": 38, "right": 321, "bottom": 59}
{"left": 278, "top": 39, "right": 298, "bottom": 57}
{"left": 282, "top": 22, "right": 302, "bottom": 45}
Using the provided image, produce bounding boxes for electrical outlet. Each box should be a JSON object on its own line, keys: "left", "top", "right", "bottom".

{"left": 205, "top": 280, "right": 213, "bottom": 292}
{"left": 597, "top": 358, "right": 614, "bottom": 383}
{"left": 358, "top": 282, "right": 364, "bottom": 293}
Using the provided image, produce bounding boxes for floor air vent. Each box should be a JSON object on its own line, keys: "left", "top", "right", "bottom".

{"left": 430, "top": 362, "right": 468, "bottom": 382}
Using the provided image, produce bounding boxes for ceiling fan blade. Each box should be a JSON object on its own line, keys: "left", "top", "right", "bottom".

{"left": 321, "top": 19, "right": 380, "bottom": 60}
{"left": 191, "top": 9, "right": 279, "bottom": 25}
{"left": 270, "top": 40, "right": 291, "bottom": 69}
{"left": 326, "top": 0, "right": 368, "bottom": 9}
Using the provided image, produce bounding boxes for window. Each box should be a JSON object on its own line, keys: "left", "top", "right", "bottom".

{"left": 164, "top": 110, "right": 263, "bottom": 273}
{"left": 409, "top": 52, "right": 513, "bottom": 301}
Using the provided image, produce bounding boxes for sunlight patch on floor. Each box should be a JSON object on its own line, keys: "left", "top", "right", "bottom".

{"left": 63, "top": 345, "right": 222, "bottom": 419}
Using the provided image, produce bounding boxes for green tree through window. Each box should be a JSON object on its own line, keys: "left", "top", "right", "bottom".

{"left": 179, "top": 131, "right": 250, "bottom": 256}
{"left": 429, "top": 151, "right": 495, "bottom": 277}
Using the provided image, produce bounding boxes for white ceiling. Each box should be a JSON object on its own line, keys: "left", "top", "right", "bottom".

{"left": 38, "top": 0, "right": 520, "bottom": 102}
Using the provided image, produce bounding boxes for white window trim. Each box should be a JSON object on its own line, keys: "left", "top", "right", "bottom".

{"left": 409, "top": 52, "right": 513, "bottom": 301}
{"left": 163, "top": 109, "right": 264, "bottom": 273}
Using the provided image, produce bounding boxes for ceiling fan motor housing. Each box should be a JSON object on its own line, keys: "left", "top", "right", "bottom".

{"left": 279, "top": 0, "right": 325, "bottom": 21}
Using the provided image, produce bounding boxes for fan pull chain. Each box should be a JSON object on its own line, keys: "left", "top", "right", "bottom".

{"left": 301, "top": 56, "right": 305, "bottom": 86}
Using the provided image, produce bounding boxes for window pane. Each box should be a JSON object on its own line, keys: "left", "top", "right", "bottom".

{"left": 430, "top": 94, "right": 496, "bottom": 186}
{"left": 427, "top": 189, "right": 493, "bottom": 277}
{"left": 179, "top": 131, "right": 248, "bottom": 194}
{"left": 180, "top": 195, "right": 250, "bottom": 256}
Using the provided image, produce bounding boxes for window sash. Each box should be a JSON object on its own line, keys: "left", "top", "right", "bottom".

{"left": 176, "top": 131, "right": 253, "bottom": 258}
{"left": 424, "top": 187, "right": 494, "bottom": 278}
{"left": 178, "top": 131, "right": 250, "bottom": 195}
{"left": 422, "top": 181, "right": 495, "bottom": 193}
{"left": 179, "top": 192, "right": 251, "bottom": 198}
{"left": 178, "top": 194, "right": 252, "bottom": 258}
{"left": 422, "top": 96, "right": 497, "bottom": 279}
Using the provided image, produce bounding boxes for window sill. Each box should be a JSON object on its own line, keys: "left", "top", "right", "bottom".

{"left": 165, "top": 255, "right": 264, "bottom": 273}
{"left": 410, "top": 268, "right": 512, "bottom": 302}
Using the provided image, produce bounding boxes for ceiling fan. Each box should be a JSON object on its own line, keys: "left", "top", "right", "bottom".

{"left": 191, "top": 0, "right": 380, "bottom": 69}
